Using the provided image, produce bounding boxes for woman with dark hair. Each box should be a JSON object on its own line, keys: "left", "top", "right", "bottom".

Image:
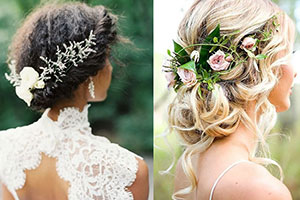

{"left": 0, "top": 2, "right": 148, "bottom": 200}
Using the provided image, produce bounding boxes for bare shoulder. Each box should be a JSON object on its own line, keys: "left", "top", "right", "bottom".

{"left": 213, "top": 162, "right": 292, "bottom": 200}
{"left": 128, "top": 158, "right": 149, "bottom": 200}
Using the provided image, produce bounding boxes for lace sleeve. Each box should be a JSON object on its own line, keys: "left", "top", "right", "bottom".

{"left": 0, "top": 123, "right": 47, "bottom": 193}
{"left": 0, "top": 128, "right": 23, "bottom": 191}
{"left": 0, "top": 130, "right": 5, "bottom": 182}
{"left": 56, "top": 135, "right": 139, "bottom": 200}
{"left": 0, "top": 129, "right": 14, "bottom": 179}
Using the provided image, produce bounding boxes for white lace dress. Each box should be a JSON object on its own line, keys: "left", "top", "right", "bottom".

{"left": 0, "top": 104, "right": 140, "bottom": 200}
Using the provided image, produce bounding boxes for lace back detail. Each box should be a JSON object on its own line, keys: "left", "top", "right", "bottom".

{"left": 0, "top": 104, "right": 139, "bottom": 200}
{"left": 56, "top": 105, "right": 90, "bottom": 130}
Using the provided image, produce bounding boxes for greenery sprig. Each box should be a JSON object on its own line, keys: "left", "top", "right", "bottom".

{"left": 163, "top": 22, "right": 275, "bottom": 97}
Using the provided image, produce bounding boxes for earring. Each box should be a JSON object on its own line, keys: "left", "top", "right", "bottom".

{"left": 88, "top": 77, "right": 95, "bottom": 99}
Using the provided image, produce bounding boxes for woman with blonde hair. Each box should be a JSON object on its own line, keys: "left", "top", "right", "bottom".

{"left": 0, "top": 2, "right": 149, "bottom": 200}
{"left": 163, "top": 0, "right": 296, "bottom": 199}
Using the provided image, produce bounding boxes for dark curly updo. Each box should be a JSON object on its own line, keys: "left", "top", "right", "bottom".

{"left": 8, "top": 2, "right": 119, "bottom": 111}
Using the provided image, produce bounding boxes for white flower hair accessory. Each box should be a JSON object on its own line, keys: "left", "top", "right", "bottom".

{"left": 5, "top": 30, "right": 97, "bottom": 106}
{"left": 15, "top": 67, "right": 45, "bottom": 106}
{"left": 190, "top": 50, "right": 200, "bottom": 63}
{"left": 162, "top": 16, "right": 279, "bottom": 95}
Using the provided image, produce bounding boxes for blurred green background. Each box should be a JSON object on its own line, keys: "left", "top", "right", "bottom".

{"left": 0, "top": 0, "right": 153, "bottom": 154}
{"left": 154, "top": 0, "right": 300, "bottom": 199}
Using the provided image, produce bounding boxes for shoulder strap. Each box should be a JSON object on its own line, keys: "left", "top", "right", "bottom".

{"left": 11, "top": 190, "right": 20, "bottom": 200}
{"left": 209, "top": 160, "right": 252, "bottom": 200}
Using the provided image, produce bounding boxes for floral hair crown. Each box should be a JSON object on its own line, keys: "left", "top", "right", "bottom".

{"left": 5, "top": 30, "right": 97, "bottom": 106}
{"left": 163, "top": 17, "right": 279, "bottom": 97}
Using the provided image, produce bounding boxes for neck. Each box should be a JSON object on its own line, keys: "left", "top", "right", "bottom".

{"left": 211, "top": 101, "right": 258, "bottom": 159}
{"left": 47, "top": 84, "right": 88, "bottom": 121}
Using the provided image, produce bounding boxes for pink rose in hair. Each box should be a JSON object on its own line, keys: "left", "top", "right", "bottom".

{"left": 164, "top": 71, "right": 176, "bottom": 88}
{"left": 207, "top": 50, "right": 230, "bottom": 71}
{"left": 177, "top": 68, "right": 197, "bottom": 86}
{"left": 241, "top": 37, "right": 256, "bottom": 50}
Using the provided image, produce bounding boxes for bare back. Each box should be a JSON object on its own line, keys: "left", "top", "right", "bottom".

{"left": 8, "top": 154, "right": 69, "bottom": 200}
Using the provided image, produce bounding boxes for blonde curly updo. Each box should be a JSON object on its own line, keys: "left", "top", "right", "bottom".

{"left": 168, "top": 0, "right": 295, "bottom": 197}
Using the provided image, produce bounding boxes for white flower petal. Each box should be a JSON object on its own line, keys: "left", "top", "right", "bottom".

{"left": 20, "top": 67, "right": 39, "bottom": 88}
{"left": 34, "top": 80, "right": 45, "bottom": 89}
{"left": 16, "top": 86, "right": 33, "bottom": 106}
{"left": 190, "top": 50, "right": 200, "bottom": 63}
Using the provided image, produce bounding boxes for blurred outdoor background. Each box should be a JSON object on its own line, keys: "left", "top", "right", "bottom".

{"left": 154, "top": 0, "right": 300, "bottom": 199}
{"left": 0, "top": 0, "right": 153, "bottom": 199}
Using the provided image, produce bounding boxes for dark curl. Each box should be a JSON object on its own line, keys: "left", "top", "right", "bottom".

{"left": 8, "top": 2, "right": 119, "bottom": 111}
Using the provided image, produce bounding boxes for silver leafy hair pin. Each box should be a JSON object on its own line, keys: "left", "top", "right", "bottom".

{"left": 5, "top": 30, "right": 97, "bottom": 106}
{"left": 5, "top": 60, "right": 21, "bottom": 87}
{"left": 39, "top": 30, "right": 97, "bottom": 83}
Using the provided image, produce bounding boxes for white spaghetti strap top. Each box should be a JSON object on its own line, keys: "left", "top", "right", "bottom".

{"left": 11, "top": 190, "right": 20, "bottom": 200}
{"left": 209, "top": 160, "right": 252, "bottom": 200}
